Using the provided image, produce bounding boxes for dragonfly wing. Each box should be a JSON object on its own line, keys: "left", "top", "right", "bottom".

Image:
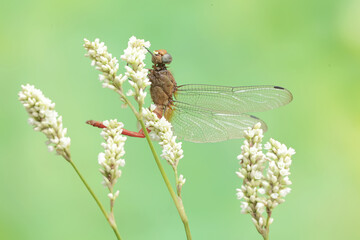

{"left": 175, "top": 84, "right": 293, "bottom": 114}
{"left": 169, "top": 102, "right": 268, "bottom": 143}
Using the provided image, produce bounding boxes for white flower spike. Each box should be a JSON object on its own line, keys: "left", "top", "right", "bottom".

{"left": 142, "top": 105, "right": 184, "bottom": 169}
{"left": 142, "top": 105, "right": 186, "bottom": 196}
{"left": 236, "top": 122, "right": 295, "bottom": 239}
{"left": 84, "top": 36, "right": 151, "bottom": 108}
{"left": 84, "top": 38, "right": 127, "bottom": 91}
{"left": 98, "top": 119, "right": 127, "bottom": 200}
{"left": 18, "top": 84, "right": 71, "bottom": 161}
{"left": 121, "top": 36, "right": 151, "bottom": 107}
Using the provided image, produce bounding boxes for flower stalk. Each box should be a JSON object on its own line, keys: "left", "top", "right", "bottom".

{"left": 138, "top": 119, "right": 192, "bottom": 239}
{"left": 97, "top": 119, "right": 127, "bottom": 236}
{"left": 69, "top": 160, "right": 122, "bottom": 240}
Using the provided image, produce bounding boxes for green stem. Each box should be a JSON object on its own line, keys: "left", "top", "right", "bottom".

{"left": 174, "top": 169, "right": 181, "bottom": 197}
{"left": 116, "top": 90, "right": 139, "bottom": 118}
{"left": 68, "top": 160, "right": 122, "bottom": 240}
{"left": 138, "top": 119, "right": 192, "bottom": 240}
{"left": 262, "top": 209, "right": 272, "bottom": 240}
{"left": 116, "top": 87, "right": 192, "bottom": 239}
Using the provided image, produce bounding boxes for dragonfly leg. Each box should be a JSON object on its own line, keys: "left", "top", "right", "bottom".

{"left": 122, "top": 129, "right": 146, "bottom": 138}
{"left": 86, "top": 120, "right": 106, "bottom": 128}
{"left": 86, "top": 120, "right": 146, "bottom": 138}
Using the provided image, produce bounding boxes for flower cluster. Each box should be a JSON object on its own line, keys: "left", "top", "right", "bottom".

{"left": 84, "top": 38, "right": 127, "bottom": 91}
{"left": 18, "top": 84, "right": 71, "bottom": 161}
{"left": 236, "top": 123, "right": 267, "bottom": 228}
{"left": 98, "top": 119, "right": 127, "bottom": 200}
{"left": 121, "top": 36, "right": 150, "bottom": 70}
{"left": 84, "top": 36, "right": 151, "bottom": 108}
{"left": 236, "top": 123, "right": 295, "bottom": 236}
{"left": 263, "top": 138, "right": 294, "bottom": 209}
{"left": 142, "top": 105, "right": 185, "bottom": 194}
{"left": 121, "top": 36, "right": 151, "bottom": 107}
{"left": 142, "top": 106, "right": 184, "bottom": 169}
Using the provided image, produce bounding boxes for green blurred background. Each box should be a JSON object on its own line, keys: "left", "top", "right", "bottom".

{"left": 1, "top": 0, "right": 359, "bottom": 239}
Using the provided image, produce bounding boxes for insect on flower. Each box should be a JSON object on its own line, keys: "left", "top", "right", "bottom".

{"left": 88, "top": 49, "right": 293, "bottom": 143}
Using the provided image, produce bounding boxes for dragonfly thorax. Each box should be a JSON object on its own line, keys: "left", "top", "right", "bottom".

{"left": 148, "top": 68, "right": 177, "bottom": 107}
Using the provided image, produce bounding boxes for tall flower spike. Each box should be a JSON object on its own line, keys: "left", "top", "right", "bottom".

{"left": 84, "top": 38, "right": 127, "bottom": 91}
{"left": 121, "top": 36, "right": 151, "bottom": 107}
{"left": 236, "top": 123, "right": 267, "bottom": 227}
{"left": 142, "top": 106, "right": 186, "bottom": 196}
{"left": 98, "top": 119, "right": 126, "bottom": 200}
{"left": 84, "top": 37, "right": 151, "bottom": 109}
{"left": 263, "top": 138, "right": 295, "bottom": 209}
{"left": 142, "top": 105, "right": 184, "bottom": 170}
{"left": 18, "top": 84, "right": 71, "bottom": 161}
{"left": 236, "top": 122, "right": 295, "bottom": 239}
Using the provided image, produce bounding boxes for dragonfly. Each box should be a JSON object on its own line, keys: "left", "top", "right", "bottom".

{"left": 87, "top": 49, "right": 293, "bottom": 143}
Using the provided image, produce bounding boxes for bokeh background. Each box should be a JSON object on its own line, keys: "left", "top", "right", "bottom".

{"left": 1, "top": 0, "right": 360, "bottom": 239}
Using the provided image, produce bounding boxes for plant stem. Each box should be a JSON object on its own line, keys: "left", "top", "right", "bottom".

{"left": 68, "top": 160, "right": 122, "bottom": 240}
{"left": 259, "top": 209, "right": 272, "bottom": 240}
{"left": 138, "top": 119, "right": 192, "bottom": 240}
{"left": 262, "top": 209, "right": 272, "bottom": 240}
{"left": 116, "top": 90, "right": 139, "bottom": 117}
{"left": 174, "top": 169, "right": 181, "bottom": 197}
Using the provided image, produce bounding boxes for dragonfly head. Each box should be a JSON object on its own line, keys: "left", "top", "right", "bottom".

{"left": 145, "top": 48, "right": 172, "bottom": 65}
{"left": 157, "top": 49, "right": 173, "bottom": 64}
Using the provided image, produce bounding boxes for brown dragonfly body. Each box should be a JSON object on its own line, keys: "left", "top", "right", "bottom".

{"left": 88, "top": 48, "right": 293, "bottom": 143}
{"left": 147, "top": 49, "right": 177, "bottom": 120}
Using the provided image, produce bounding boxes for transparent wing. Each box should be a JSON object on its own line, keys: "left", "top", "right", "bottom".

{"left": 174, "top": 84, "right": 293, "bottom": 114}
{"left": 169, "top": 102, "right": 268, "bottom": 143}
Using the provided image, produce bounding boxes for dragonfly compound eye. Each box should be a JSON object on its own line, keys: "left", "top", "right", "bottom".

{"left": 161, "top": 53, "right": 172, "bottom": 64}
